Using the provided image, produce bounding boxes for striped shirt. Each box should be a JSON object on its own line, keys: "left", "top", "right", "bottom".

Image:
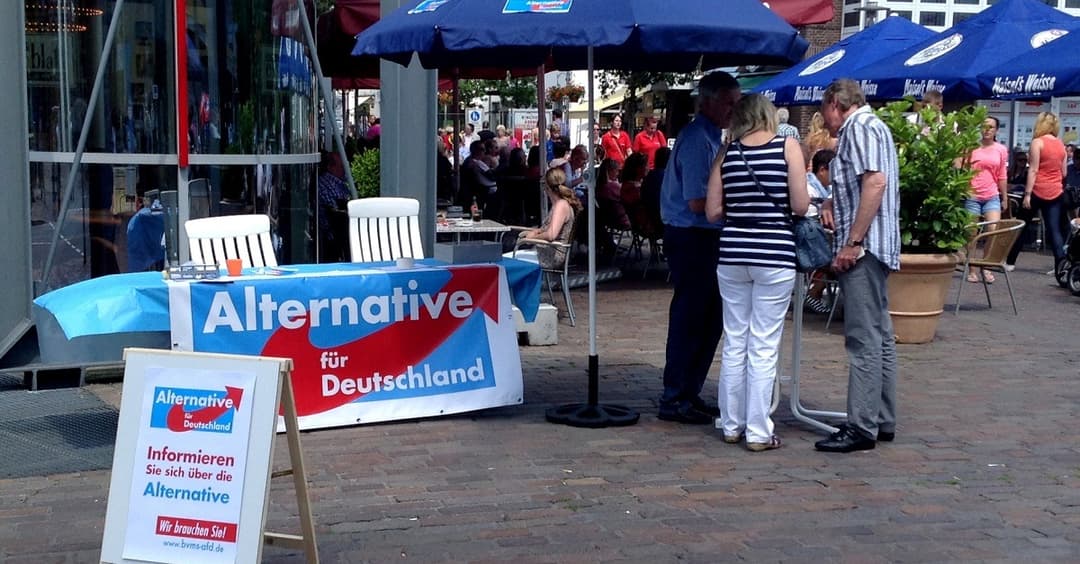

{"left": 830, "top": 106, "right": 901, "bottom": 271}
{"left": 717, "top": 136, "right": 796, "bottom": 269}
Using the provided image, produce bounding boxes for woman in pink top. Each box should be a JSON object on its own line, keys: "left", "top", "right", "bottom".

{"left": 1024, "top": 111, "right": 1069, "bottom": 265}
{"left": 964, "top": 116, "right": 1009, "bottom": 283}
{"left": 631, "top": 116, "right": 667, "bottom": 170}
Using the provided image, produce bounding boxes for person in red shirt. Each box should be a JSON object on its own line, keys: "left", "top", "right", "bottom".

{"left": 600, "top": 114, "right": 632, "bottom": 166}
{"left": 632, "top": 116, "right": 667, "bottom": 170}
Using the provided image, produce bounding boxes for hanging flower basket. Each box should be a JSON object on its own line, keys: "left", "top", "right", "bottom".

{"left": 547, "top": 84, "right": 585, "bottom": 104}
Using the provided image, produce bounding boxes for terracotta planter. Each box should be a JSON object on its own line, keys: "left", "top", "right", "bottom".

{"left": 887, "top": 253, "right": 958, "bottom": 344}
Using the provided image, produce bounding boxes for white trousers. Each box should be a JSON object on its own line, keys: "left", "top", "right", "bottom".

{"left": 715, "top": 264, "right": 795, "bottom": 443}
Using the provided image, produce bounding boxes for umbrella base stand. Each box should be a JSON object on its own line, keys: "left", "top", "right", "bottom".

{"left": 545, "top": 355, "right": 639, "bottom": 428}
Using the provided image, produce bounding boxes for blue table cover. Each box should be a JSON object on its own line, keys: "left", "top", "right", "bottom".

{"left": 34, "top": 259, "right": 541, "bottom": 340}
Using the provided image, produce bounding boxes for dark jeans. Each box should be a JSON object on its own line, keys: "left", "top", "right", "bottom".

{"left": 659, "top": 225, "right": 723, "bottom": 412}
{"left": 1031, "top": 193, "right": 1069, "bottom": 262}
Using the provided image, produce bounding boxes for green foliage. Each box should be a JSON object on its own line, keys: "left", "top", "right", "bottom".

{"left": 876, "top": 100, "right": 986, "bottom": 253}
{"left": 597, "top": 71, "right": 692, "bottom": 121}
{"left": 350, "top": 149, "right": 380, "bottom": 199}
{"left": 456, "top": 78, "right": 538, "bottom": 109}
{"left": 237, "top": 101, "right": 255, "bottom": 153}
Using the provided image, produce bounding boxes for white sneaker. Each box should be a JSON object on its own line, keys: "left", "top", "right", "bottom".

{"left": 1004, "top": 264, "right": 1015, "bottom": 272}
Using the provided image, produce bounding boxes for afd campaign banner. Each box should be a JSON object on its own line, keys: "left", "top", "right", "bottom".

{"left": 123, "top": 367, "right": 256, "bottom": 563}
{"left": 168, "top": 264, "right": 523, "bottom": 430}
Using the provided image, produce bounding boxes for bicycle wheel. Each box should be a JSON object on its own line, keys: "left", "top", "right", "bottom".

{"left": 1056, "top": 257, "right": 1071, "bottom": 288}
{"left": 1069, "top": 264, "right": 1080, "bottom": 295}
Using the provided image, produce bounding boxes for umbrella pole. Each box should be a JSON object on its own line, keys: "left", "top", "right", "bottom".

{"left": 545, "top": 46, "right": 638, "bottom": 429}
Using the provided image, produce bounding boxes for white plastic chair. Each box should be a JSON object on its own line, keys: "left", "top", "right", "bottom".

{"left": 184, "top": 214, "right": 278, "bottom": 268}
{"left": 347, "top": 197, "right": 425, "bottom": 262}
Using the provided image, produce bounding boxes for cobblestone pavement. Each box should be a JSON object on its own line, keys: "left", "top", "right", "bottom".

{"left": 2, "top": 252, "right": 1079, "bottom": 563}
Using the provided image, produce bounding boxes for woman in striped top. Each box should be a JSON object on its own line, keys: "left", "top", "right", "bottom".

{"left": 705, "top": 94, "right": 809, "bottom": 452}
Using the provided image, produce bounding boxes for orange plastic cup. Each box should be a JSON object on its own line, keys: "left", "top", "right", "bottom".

{"left": 225, "top": 258, "right": 243, "bottom": 277}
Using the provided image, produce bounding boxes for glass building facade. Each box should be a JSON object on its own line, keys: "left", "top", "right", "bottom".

{"left": 26, "top": 0, "right": 320, "bottom": 293}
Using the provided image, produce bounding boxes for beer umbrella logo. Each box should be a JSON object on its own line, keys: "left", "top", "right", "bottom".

{"left": 905, "top": 34, "right": 964, "bottom": 67}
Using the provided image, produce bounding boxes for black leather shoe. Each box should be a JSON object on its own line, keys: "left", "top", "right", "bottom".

{"left": 815, "top": 425, "right": 876, "bottom": 453}
{"left": 657, "top": 406, "right": 713, "bottom": 425}
{"left": 689, "top": 397, "right": 721, "bottom": 417}
{"left": 877, "top": 430, "right": 895, "bottom": 442}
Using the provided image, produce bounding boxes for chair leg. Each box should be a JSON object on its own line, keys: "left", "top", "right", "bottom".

{"left": 545, "top": 272, "right": 556, "bottom": 305}
{"left": 981, "top": 270, "right": 992, "bottom": 309}
{"left": 1002, "top": 268, "right": 1018, "bottom": 314}
{"left": 954, "top": 257, "right": 971, "bottom": 314}
{"left": 825, "top": 287, "right": 842, "bottom": 332}
{"left": 561, "top": 271, "right": 576, "bottom": 327}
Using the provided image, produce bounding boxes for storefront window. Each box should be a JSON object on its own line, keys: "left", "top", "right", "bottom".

{"left": 185, "top": 0, "right": 316, "bottom": 156}
{"left": 26, "top": 1, "right": 320, "bottom": 294}
{"left": 26, "top": 1, "right": 176, "bottom": 154}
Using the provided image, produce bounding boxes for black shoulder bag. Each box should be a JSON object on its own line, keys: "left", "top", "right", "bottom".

{"left": 734, "top": 142, "right": 832, "bottom": 272}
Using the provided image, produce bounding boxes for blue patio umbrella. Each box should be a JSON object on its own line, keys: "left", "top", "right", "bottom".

{"left": 976, "top": 29, "right": 1080, "bottom": 99}
{"left": 755, "top": 16, "right": 936, "bottom": 106}
{"left": 351, "top": 0, "right": 809, "bottom": 71}
{"left": 352, "top": 0, "right": 808, "bottom": 428}
{"left": 852, "top": 0, "right": 1080, "bottom": 101}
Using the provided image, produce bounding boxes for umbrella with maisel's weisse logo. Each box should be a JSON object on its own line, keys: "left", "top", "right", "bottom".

{"left": 754, "top": 16, "right": 936, "bottom": 106}
{"left": 850, "top": 0, "right": 1080, "bottom": 102}
{"left": 976, "top": 29, "right": 1080, "bottom": 99}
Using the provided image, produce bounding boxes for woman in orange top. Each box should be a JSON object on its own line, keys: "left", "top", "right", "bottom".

{"left": 1024, "top": 111, "right": 1069, "bottom": 265}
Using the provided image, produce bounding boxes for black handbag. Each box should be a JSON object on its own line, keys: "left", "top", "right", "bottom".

{"left": 734, "top": 142, "right": 832, "bottom": 272}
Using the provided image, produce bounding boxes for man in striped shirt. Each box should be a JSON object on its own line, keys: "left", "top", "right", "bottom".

{"left": 815, "top": 79, "right": 900, "bottom": 453}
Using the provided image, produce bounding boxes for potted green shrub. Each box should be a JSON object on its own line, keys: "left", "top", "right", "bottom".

{"left": 875, "top": 100, "right": 985, "bottom": 343}
{"left": 350, "top": 148, "right": 381, "bottom": 199}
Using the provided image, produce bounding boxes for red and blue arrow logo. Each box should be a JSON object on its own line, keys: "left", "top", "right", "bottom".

{"left": 150, "top": 386, "right": 243, "bottom": 434}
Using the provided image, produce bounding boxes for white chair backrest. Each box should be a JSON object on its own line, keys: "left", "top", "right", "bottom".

{"left": 184, "top": 214, "right": 278, "bottom": 268}
{"left": 347, "top": 197, "right": 424, "bottom": 262}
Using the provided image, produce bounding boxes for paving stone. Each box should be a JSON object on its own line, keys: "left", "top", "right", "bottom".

{"left": 5, "top": 253, "right": 1080, "bottom": 561}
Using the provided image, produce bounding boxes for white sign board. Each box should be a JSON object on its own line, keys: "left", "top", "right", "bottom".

{"left": 101, "top": 349, "right": 290, "bottom": 564}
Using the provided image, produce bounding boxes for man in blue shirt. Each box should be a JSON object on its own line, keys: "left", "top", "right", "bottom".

{"left": 657, "top": 71, "right": 741, "bottom": 424}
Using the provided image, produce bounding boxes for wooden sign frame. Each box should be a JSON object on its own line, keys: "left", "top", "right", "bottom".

{"left": 100, "top": 348, "right": 317, "bottom": 564}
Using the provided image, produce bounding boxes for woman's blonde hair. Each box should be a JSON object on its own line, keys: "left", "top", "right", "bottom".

{"left": 544, "top": 167, "right": 583, "bottom": 211}
{"left": 1033, "top": 112, "right": 1060, "bottom": 138}
{"left": 728, "top": 93, "right": 778, "bottom": 141}
{"left": 805, "top": 111, "right": 832, "bottom": 155}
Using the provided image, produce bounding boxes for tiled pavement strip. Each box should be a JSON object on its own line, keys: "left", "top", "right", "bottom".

{"left": 2, "top": 252, "right": 1079, "bottom": 563}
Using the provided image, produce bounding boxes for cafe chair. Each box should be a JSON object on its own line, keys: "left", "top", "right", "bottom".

{"left": 511, "top": 222, "right": 578, "bottom": 327}
{"left": 184, "top": 214, "right": 278, "bottom": 268}
{"left": 954, "top": 218, "right": 1025, "bottom": 315}
{"left": 347, "top": 197, "right": 425, "bottom": 262}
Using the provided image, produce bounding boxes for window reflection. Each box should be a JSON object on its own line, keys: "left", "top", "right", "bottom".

{"left": 26, "top": 1, "right": 321, "bottom": 294}
{"left": 185, "top": 0, "right": 316, "bottom": 156}
{"left": 26, "top": 1, "right": 175, "bottom": 153}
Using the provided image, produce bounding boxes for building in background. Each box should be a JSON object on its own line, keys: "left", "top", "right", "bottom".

{"left": 841, "top": 0, "right": 1080, "bottom": 36}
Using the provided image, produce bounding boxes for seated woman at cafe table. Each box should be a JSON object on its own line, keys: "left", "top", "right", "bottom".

{"left": 505, "top": 167, "right": 582, "bottom": 269}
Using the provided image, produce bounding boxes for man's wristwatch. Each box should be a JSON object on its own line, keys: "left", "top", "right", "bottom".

{"left": 846, "top": 239, "right": 863, "bottom": 248}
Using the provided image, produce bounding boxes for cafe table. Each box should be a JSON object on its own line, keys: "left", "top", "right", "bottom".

{"left": 435, "top": 218, "right": 511, "bottom": 242}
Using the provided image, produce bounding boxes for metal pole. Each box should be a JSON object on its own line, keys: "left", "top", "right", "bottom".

{"left": 587, "top": 49, "right": 597, "bottom": 365}
{"left": 537, "top": 66, "right": 548, "bottom": 221}
{"left": 788, "top": 273, "right": 846, "bottom": 433}
{"left": 298, "top": 0, "right": 356, "bottom": 197}
{"left": 41, "top": 0, "right": 126, "bottom": 289}
{"left": 452, "top": 70, "right": 461, "bottom": 198}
